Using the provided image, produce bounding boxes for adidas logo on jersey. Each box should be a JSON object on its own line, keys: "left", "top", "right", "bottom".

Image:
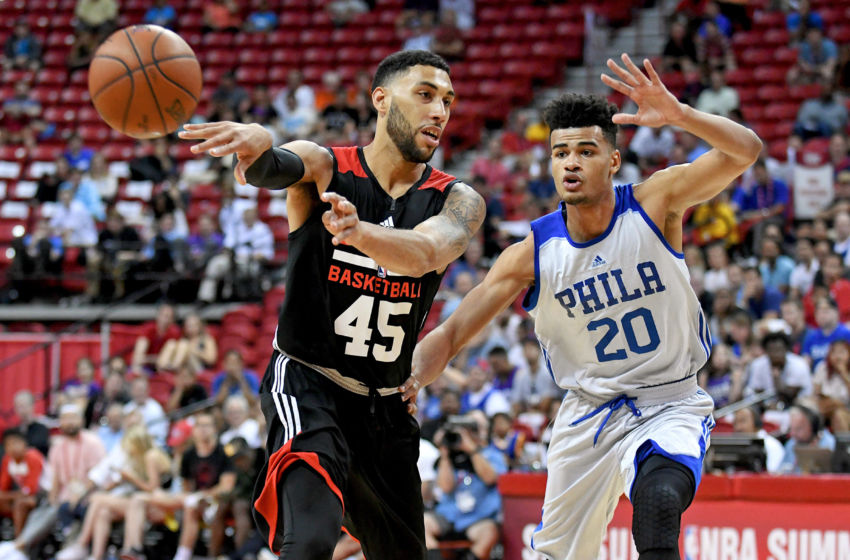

{"left": 591, "top": 255, "right": 607, "bottom": 268}
{"left": 379, "top": 216, "right": 395, "bottom": 228}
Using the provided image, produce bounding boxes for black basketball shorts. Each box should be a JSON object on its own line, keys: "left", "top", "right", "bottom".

{"left": 252, "top": 350, "right": 427, "bottom": 560}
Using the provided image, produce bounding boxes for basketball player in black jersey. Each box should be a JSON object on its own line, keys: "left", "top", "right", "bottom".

{"left": 179, "top": 51, "right": 485, "bottom": 560}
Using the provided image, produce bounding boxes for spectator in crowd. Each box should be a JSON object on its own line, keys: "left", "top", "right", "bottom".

{"left": 84, "top": 153, "right": 118, "bottom": 202}
{"left": 171, "top": 412, "right": 237, "bottom": 560}
{"left": 95, "top": 402, "right": 125, "bottom": 452}
{"left": 788, "top": 26, "right": 838, "bottom": 85}
{"left": 198, "top": 206, "right": 273, "bottom": 303}
{"left": 123, "top": 377, "right": 168, "bottom": 446}
{"left": 12, "top": 391, "right": 50, "bottom": 457}
{"left": 759, "top": 237, "right": 795, "bottom": 294}
{"left": 698, "top": 343, "right": 744, "bottom": 407}
{"left": 399, "top": 11, "right": 435, "bottom": 52}
{"left": 511, "top": 338, "right": 561, "bottom": 414}
{"left": 430, "top": 9, "right": 465, "bottom": 61}
{"left": 708, "top": 287, "right": 735, "bottom": 342}
{"left": 778, "top": 405, "right": 836, "bottom": 473}
{"left": 425, "top": 413, "right": 504, "bottom": 560}
{"left": 156, "top": 313, "right": 218, "bottom": 373}
{"left": 803, "top": 252, "right": 850, "bottom": 324}
{"left": 185, "top": 213, "right": 224, "bottom": 273}
{"left": 60, "top": 357, "right": 102, "bottom": 414}
{"left": 487, "top": 346, "right": 518, "bottom": 398}
{"left": 74, "top": 0, "right": 118, "bottom": 38}
{"left": 314, "top": 71, "right": 345, "bottom": 112}
{"left": 698, "top": 1, "right": 732, "bottom": 38}
{"left": 0, "top": 428, "right": 45, "bottom": 536}
{"left": 787, "top": 0, "right": 824, "bottom": 42}
{"left": 66, "top": 29, "right": 99, "bottom": 73}
{"left": 421, "top": 388, "right": 462, "bottom": 442}
{"left": 129, "top": 138, "right": 178, "bottom": 183}
{"left": 210, "top": 437, "right": 263, "bottom": 559}
{"left": 746, "top": 332, "right": 813, "bottom": 407}
{"left": 680, "top": 130, "right": 711, "bottom": 162}
{"left": 278, "top": 89, "right": 318, "bottom": 141}
{"left": 319, "top": 88, "right": 358, "bottom": 140}
{"left": 440, "top": 270, "right": 476, "bottom": 322}
{"left": 812, "top": 339, "right": 850, "bottom": 432}
{"left": 130, "top": 303, "right": 182, "bottom": 375}
{"left": 790, "top": 237, "right": 820, "bottom": 297}
{"left": 692, "top": 192, "right": 739, "bottom": 247}
{"left": 212, "top": 350, "right": 260, "bottom": 407}
{"left": 220, "top": 394, "right": 262, "bottom": 448}
{"left": 56, "top": 425, "right": 171, "bottom": 560}
{"left": 696, "top": 20, "right": 736, "bottom": 72}
{"left": 209, "top": 71, "right": 250, "bottom": 118}
{"left": 489, "top": 411, "right": 526, "bottom": 470}
{"left": 703, "top": 242, "right": 731, "bottom": 292}
{"left": 471, "top": 137, "right": 512, "bottom": 193}
{"left": 794, "top": 79, "right": 848, "bottom": 139}
{"left": 460, "top": 363, "right": 511, "bottom": 417}
{"left": 662, "top": 19, "right": 697, "bottom": 72}
{"left": 1, "top": 81, "right": 43, "bottom": 147}
{"left": 35, "top": 156, "right": 71, "bottom": 204}
{"left": 740, "top": 266, "right": 783, "bottom": 319}
{"left": 833, "top": 212, "right": 850, "bottom": 262}
{"left": 166, "top": 364, "right": 210, "bottom": 413}
{"left": 440, "top": 0, "right": 474, "bottom": 30}
{"left": 202, "top": 0, "right": 242, "bottom": 33}
{"left": 62, "top": 167, "right": 106, "bottom": 222}
{"left": 782, "top": 298, "right": 811, "bottom": 354}
{"left": 2, "top": 19, "right": 42, "bottom": 71}
{"left": 0, "top": 405, "right": 106, "bottom": 560}
{"left": 143, "top": 0, "right": 177, "bottom": 28}
{"left": 64, "top": 134, "right": 95, "bottom": 172}
{"left": 84, "top": 371, "right": 128, "bottom": 429}
{"left": 829, "top": 133, "right": 850, "bottom": 175}
{"left": 629, "top": 125, "right": 675, "bottom": 169}
{"left": 732, "top": 160, "right": 789, "bottom": 224}
{"left": 802, "top": 296, "right": 850, "bottom": 368}
{"left": 88, "top": 208, "right": 142, "bottom": 301}
{"left": 696, "top": 70, "right": 739, "bottom": 118}
{"left": 8, "top": 219, "right": 63, "bottom": 302}
{"left": 326, "top": 0, "right": 370, "bottom": 26}
{"left": 732, "top": 406, "right": 785, "bottom": 473}
{"left": 243, "top": 0, "right": 277, "bottom": 31}
{"left": 272, "top": 69, "right": 316, "bottom": 123}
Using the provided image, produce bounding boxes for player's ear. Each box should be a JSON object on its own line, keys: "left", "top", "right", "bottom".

{"left": 372, "top": 86, "right": 389, "bottom": 116}
{"left": 609, "top": 149, "right": 621, "bottom": 178}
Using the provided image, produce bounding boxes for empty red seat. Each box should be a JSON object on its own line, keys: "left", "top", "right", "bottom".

{"left": 267, "top": 30, "right": 299, "bottom": 47}
{"left": 363, "top": 28, "right": 396, "bottom": 45}
{"left": 763, "top": 103, "right": 799, "bottom": 121}
{"left": 788, "top": 83, "right": 822, "bottom": 101}
{"left": 337, "top": 47, "right": 370, "bottom": 64}
{"left": 60, "top": 87, "right": 89, "bottom": 104}
{"left": 330, "top": 28, "right": 363, "bottom": 45}
{"left": 36, "top": 68, "right": 66, "bottom": 85}
{"left": 204, "top": 49, "right": 238, "bottom": 67}
{"left": 235, "top": 66, "right": 267, "bottom": 85}
{"left": 774, "top": 46, "right": 799, "bottom": 65}
{"left": 279, "top": 11, "right": 310, "bottom": 28}
{"left": 303, "top": 47, "right": 336, "bottom": 65}
{"left": 739, "top": 48, "right": 774, "bottom": 67}
{"left": 763, "top": 28, "right": 790, "bottom": 46}
{"left": 757, "top": 84, "right": 787, "bottom": 101}
{"left": 724, "top": 68, "right": 752, "bottom": 86}
{"left": 752, "top": 10, "right": 785, "bottom": 29}
{"left": 732, "top": 30, "right": 763, "bottom": 48}
{"left": 752, "top": 66, "right": 787, "bottom": 84}
{"left": 77, "top": 125, "right": 109, "bottom": 143}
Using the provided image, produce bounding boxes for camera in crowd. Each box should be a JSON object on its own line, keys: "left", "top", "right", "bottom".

{"left": 442, "top": 415, "right": 480, "bottom": 450}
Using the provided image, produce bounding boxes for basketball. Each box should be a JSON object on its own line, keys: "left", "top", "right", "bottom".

{"left": 87, "top": 24, "right": 202, "bottom": 139}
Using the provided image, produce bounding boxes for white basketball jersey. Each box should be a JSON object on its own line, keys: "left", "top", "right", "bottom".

{"left": 523, "top": 184, "right": 710, "bottom": 400}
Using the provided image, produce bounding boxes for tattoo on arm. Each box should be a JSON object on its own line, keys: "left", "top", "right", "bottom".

{"left": 442, "top": 184, "right": 485, "bottom": 253}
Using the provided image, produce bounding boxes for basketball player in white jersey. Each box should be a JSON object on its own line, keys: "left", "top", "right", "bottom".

{"left": 402, "top": 54, "right": 762, "bottom": 559}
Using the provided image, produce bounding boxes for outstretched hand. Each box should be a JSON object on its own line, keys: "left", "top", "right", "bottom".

{"left": 321, "top": 192, "right": 363, "bottom": 246}
{"left": 601, "top": 54, "right": 686, "bottom": 128}
{"left": 178, "top": 122, "right": 273, "bottom": 185}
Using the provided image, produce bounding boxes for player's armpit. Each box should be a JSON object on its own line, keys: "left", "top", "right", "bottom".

{"left": 411, "top": 236, "right": 535, "bottom": 388}
{"left": 413, "top": 182, "right": 486, "bottom": 273}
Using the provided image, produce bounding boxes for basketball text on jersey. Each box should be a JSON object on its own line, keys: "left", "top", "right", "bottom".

{"left": 555, "top": 262, "right": 666, "bottom": 318}
{"left": 328, "top": 248, "right": 423, "bottom": 299}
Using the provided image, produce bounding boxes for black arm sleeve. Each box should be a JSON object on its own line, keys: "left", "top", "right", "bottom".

{"left": 243, "top": 147, "right": 305, "bottom": 190}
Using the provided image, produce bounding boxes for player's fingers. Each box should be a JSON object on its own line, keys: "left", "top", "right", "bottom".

{"left": 600, "top": 74, "right": 633, "bottom": 96}
{"left": 621, "top": 53, "right": 650, "bottom": 84}
{"left": 188, "top": 134, "right": 233, "bottom": 154}
{"left": 643, "top": 57, "right": 662, "bottom": 84}
{"left": 407, "top": 402, "right": 417, "bottom": 416}
{"left": 321, "top": 191, "right": 344, "bottom": 206}
{"left": 612, "top": 113, "right": 639, "bottom": 125}
{"left": 606, "top": 58, "right": 638, "bottom": 86}
{"left": 178, "top": 122, "right": 230, "bottom": 138}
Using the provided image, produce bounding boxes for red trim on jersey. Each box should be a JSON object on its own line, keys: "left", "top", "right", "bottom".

{"left": 332, "top": 146, "right": 367, "bottom": 178}
{"left": 419, "top": 168, "right": 455, "bottom": 192}
{"left": 341, "top": 526, "right": 366, "bottom": 559}
{"left": 253, "top": 440, "right": 345, "bottom": 555}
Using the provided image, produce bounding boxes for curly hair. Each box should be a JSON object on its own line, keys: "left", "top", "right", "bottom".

{"left": 372, "top": 50, "right": 451, "bottom": 91}
{"left": 542, "top": 93, "right": 619, "bottom": 148}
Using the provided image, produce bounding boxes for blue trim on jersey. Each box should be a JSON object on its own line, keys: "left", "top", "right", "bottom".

{"left": 541, "top": 345, "right": 557, "bottom": 383}
{"left": 530, "top": 508, "right": 544, "bottom": 551}
{"left": 622, "top": 183, "right": 686, "bottom": 259}
{"left": 562, "top": 186, "right": 628, "bottom": 248}
{"left": 628, "top": 414, "right": 714, "bottom": 502}
{"left": 523, "top": 210, "right": 566, "bottom": 311}
{"left": 697, "top": 310, "right": 710, "bottom": 361}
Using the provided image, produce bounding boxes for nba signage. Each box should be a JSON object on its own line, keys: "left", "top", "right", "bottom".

{"left": 500, "top": 474, "right": 850, "bottom": 560}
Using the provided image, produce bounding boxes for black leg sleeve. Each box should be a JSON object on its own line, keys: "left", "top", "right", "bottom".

{"left": 278, "top": 464, "right": 344, "bottom": 560}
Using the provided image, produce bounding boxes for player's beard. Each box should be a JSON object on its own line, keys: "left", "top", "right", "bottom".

{"left": 386, "top": 101, "right": 435, "bottom": 163}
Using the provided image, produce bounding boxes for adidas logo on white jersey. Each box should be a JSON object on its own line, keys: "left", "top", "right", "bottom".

{"left": 379, "top": 216, "right": 395, "bottom": 228}
{"left": 591, "top": 254, "right": 607, "bottom": 268}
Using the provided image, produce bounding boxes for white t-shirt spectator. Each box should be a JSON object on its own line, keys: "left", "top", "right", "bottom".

{"left": 123, "top": 399, "right": 167, "bottom": 446}
{"left": 224, "top": 219, "right": 274, "bottom": 261}
{"left": 695, "top": 86, "right": 740, "bottom": 117}
{"left": 704, "top": 268, "right": 730, "bottom": 293}
{"left": 629, "top": 126, "right": 675, "bottom": 160}
{"left": 462, "top": 384, "right": 511, "bottom": 417}
{"left": 745, "top": 353, "right": 813, "bottom": 398}
{"left": 789, "top": 260, "right": 819, "bottom": 296}
{"left": 220, "top": 418, "right": 262, "bottom": 448}
{"left": 440, "top": 0, "right": 475, "bottom": 29}
{"left": 49, "top": 199, "right": 98, "bottom": 246}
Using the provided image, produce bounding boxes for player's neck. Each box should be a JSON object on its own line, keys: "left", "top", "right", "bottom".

{"left": 362, "top": 138, "right": 426, "bottom": 196}
{"left": 562, "top": 193, "right": 616, "bottom": 243}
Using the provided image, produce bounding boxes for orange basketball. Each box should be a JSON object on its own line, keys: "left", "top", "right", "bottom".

{"left": 88, "top": 24, "right": 202, "bottom": 139}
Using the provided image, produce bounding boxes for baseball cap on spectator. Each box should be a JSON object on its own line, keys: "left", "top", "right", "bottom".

{"left": 167, "top": 419, "right": 193, "bottom": 447}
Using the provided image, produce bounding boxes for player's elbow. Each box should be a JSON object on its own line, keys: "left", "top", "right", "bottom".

{"left": 741, "top": 129, "right": 763, "bottom": 164}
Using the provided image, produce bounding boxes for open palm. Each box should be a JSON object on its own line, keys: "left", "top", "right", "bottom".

{"left": 601, "top": 54, "right": 685, "bottom": 128}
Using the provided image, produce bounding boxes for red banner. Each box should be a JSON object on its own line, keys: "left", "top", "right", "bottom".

{"left": 499, "top": 473, "right": 850, "bottom": 560}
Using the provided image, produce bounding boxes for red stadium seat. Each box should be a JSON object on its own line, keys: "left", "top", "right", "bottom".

{"left": 330, "top": 28, "right": 363, "bottom": 45}
{"left": 752, "top": 10, "right": 786, "bottom": 29}
{"left": 752, "top": 66, "right": 787, "bottom": 84}
{"left": 512, "top": 5, "right": 547, "bottom": 21}
{"left": 363, "top": 28, "right": 396, "bottom": 45}
{"left": 299, "top": 29, "right": 328, "bottom": 47}
{"left": 77, "top": 125, "right": 110, "bottom": 143}
{"left": 732, "top": 31, "right": 763, "bottom": 49}
{"left": 267, "top": 30, "right": 300, "bottom": 47}
{"left": 762, "top": 103, "right": 799, "bottom": 121}
{"left": 763, "top": 28, "right": 790, "bottom": 46}
{"left": 76, "top": 105, "right": 101, "bottom": 124}
{"left": 28, "top": 144, "right": 63, "bottom": 161}
{"left": 724, "top": 68, "right": 752, "bottom": 87}
{"left": 42, "top": 50, "right": 66, "bottom": 68}
{"left": 337, "top": 47, "right": 370, "bottom": 65}
{"left": 468, "top": 62, "right": 502, "bottom": 79}
{"left": 479, "top": 6, "right": 511, "bottom": 23}
{"left": 270, "top": 49, "right": 301, "bottom": 66}
{"left": 235, "top": 66, "right": 267, "bottom": 85}
{"left": 204, "top": 49, "right": 238, "bottom": 68}
{"left": 303, "top": 47, "right": 336, "bottom": 66}
{"left": 36, "top": 68, "right": 66, "bottom": 85}
{"left": 774, "top": 46, "right": 799, "bottom": 65}
{"left": 279, "top": 11, "right": 311, "bottom": 29}
{"left": 740, "top": 105, "right": 764, "bottom": 122}
{"left": 757, "top": 84, "right": 787, "bottom": 101}
{"left": 739, "top": 49, "right": 775, "bottom": 67}
{"left": 60, "top": 87, "right": 90, "bottom": 105}
{"left": 233, "top": 33, "right": 266, "bottom": 48}
{"left": 466, "top": 43, "right": 500, "bottom": 60}
{"left": 788, "top": 83, "right": 822, "bottom": 101}
{"left": 0, "top": 146, "right": 27, "bottom": 161}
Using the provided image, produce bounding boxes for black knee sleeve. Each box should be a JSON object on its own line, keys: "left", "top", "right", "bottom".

{"left": 278, "top": 464, "right": 343, "bottom": 560}
{"left": 631, "top": 455, "right": 695, "bottom": 560}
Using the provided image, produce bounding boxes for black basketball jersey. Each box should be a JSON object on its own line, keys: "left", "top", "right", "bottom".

{"left": 274, "top": 146, "right": 459, "bottom": 389}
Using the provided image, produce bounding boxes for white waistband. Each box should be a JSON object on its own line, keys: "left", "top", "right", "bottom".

{"left": 273, "top": 344, "right": 399, "bottom": 397}
{"left": 572, "top": 375, "right": 699, "bottom": 408}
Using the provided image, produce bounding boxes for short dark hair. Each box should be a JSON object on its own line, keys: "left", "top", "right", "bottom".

{"left": 542, "top": 93, "right": 619, "bottom": 147}
{"left": 761, "top": 331, "right": 790, "bottom": 349}
{"left": 2, "top": 427, "right": 26, "bottom": 444}
{"left": 372, "top": 50, "right": 450, "bottom": 91}
{"left": 487, "top": 346, "right": 508, "bottom": 358}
